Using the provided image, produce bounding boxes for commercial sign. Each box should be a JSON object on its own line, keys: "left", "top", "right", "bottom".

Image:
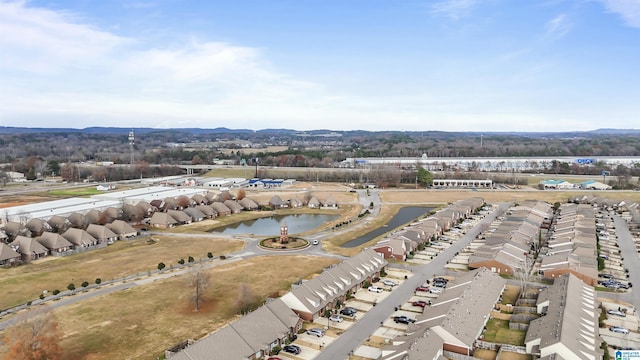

{"left": 616, "top": 350, "right": 640, "bottom": 360}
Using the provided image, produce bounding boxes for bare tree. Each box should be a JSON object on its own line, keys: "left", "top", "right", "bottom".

{"left": 236, "top": 283, "right": 258, "bottom": 315}
{"left": 3, "top": 306, "right": 63, "bottom": 360}
{"left": 189, "top": 267, "right": 210, "bottom": 312}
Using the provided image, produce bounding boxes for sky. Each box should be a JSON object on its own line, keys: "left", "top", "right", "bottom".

{"left": 1, "top": 0, "right": 639, "bottom": 132}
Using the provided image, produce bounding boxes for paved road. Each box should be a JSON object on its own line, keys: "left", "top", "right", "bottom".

{"left": 314, "top": 203, "right": 510, "bottom": 360}
{"left": 604, "top": 215, "right": 640, "bottom": 310}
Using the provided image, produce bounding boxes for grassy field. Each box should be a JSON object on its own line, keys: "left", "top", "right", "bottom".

{"left": 54, "top": 255, "right": 339, "bottom": 360}
{"left": 482, "top": 318, "right": 526, "bottom": 346}
{"left": 41, "top": 187, "right": 105, "bottom": 197}
{"left": 0, "top": 235, "right": 244, "bottom": 310}
{"left": 501, "top": 285, "right": 521, "bottom": 305}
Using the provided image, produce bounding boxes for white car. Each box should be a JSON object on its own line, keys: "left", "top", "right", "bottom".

{"left": 368, "top": 286, "right": 383, "bottom": 293}
{"left": 610, "top": 326, "right": 630, "bottom": 334}
{"left": 306, "top": 328, "right": 325, "bottom": 337}
{"left": 329, "top": 314, "right": 343, "bottom": 322}
{"left": 383, "top": 280, "right": 398, "bottom": 287}
{"left": 429, "top": 287, "right": 443, "bottom": 294}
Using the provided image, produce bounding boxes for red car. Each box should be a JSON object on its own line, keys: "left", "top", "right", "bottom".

{"left": 415, "top": 286, "right": 429, "bottom": 292}
{"left": 412, "top": 300, "right": 428, "bottom": 307}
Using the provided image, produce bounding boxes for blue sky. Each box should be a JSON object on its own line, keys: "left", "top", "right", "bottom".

{"left": 1, "top": 0, "right": 639, "bottom": 131}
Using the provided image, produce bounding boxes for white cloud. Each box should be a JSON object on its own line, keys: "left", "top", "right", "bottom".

{"left": 0, "top": 0, "right": 129, "bottom": 73}
{"left": 545, "top": 14, "right": 571, "bottom": 38}
{"left": 597, "top": 0, "right": 640, "bottom": 28}
{"left": 430, "top": 0, "right": 481, "bottom": 20}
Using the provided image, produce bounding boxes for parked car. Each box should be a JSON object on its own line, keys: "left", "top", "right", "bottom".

{"left": 340, "top": 307, "right": 357, "bottom": 317}
{"left": 393, "top": 316, "right": 416, "bottom": 324}
{"left": 306, "top": 328, "right": 325, "bottom": 337}
{"left": 608, "top": 309, "right": 627, "bottom": 317}
{"left": 412, "top": 300, "right": 428, "bottom": 308}
{"left": 283, "top": 345, "right": 301, "bottom": 354}
{"left": 383, "top": 279, "right": 398, "bottom": 286}
{"left": 368, "top": 286, "right": 383, "bottom": 293}
{"left": 433, "top": 281, "right": 447, "bottom": 288}
{"left": 433, "top": 277, "right": 449, "bottom": 283}
{"left": 610, "top": 326, "right": 630, "bottom": 334}
{"left": 329, "top": 314, "right": 344, "bottom": 322}
{"left": 415, "top": 286, "right": 430, "bottom": 292}
{"left": 599, "top": 273, "right": 614, "bottom": 279}
{"left": 429, "top": 287, "right": 443, "bottom": 294}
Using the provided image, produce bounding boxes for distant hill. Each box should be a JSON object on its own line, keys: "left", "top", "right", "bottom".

{"left": 0, "top": 126, "right": 638, "bottom": 137}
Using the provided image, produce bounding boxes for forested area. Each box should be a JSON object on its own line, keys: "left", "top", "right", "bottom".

{"left": 1, "top": 129, "right": 639, "bottom": 185}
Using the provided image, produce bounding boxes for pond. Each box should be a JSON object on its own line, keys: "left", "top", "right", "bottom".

{"left": 341, "top": 206, "right": 434, "bottom": 248}
{"left": 210, "top": 213, "right": 340, "bottom": 236}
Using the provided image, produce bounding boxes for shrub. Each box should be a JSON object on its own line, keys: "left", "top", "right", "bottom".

{"left": 207, "top": 252, "right": 213, "bottom": 258}
{"left": 270, "top": 346, "right": 281, "bottom": 355}
{"left": 81, "top": 281, "right": 89, "bottom": 288}
{"left": 158, "top": 262, "right": 166, "bottom": 271}
{"left": 188, "top": 256, "right": 195, "bottom": 263}
{"left": 363, "top": 280, "right": 371, "bottom": 288}
{"left": 67, "top": 283, "right": 76, "bottom": 291}
{"left": 52, "top": 289, "right": 60, "bottom": 296}
{"left": 95, "top": 278, "right": 102, "bottom": 285}
{"left": 39, "top": 294, "right": 45, "bottom": 300}
{"left": 26, "top": 301, "right": 32, "bottom": 306}
{"left": 178, "top": 258, "right": 185, "bottom": 265}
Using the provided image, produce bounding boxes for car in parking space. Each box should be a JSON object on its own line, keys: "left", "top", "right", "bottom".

{"left": 610, "top": 326, "right": 630, "bottom": 334}
{"left": 383, "top": 279, "right": 398, "bottom": 286}
{"left": 306, "top": 328, "right": 325, "bottom": 337}
{"left": 393, "top": 316, "right": 416, "bottom": 324}
{"left": 283, "top": 344, "right": 301, "bottom": 354}
{"left": 415, "top": 286, "right": 430, "bottom": 292}
{"left": 608, "top": 309, "right": 627, "bottom": 317}
{"left": 340, "top": 307, "right": 357, "bottom": 317}
{"left": 329, "top": 314, "right": 344, "bottom": 322}
{"left": 433, "top": 277, "right": 449, "bottom": 283}
{"left": 599, "top": 273, "right": 614, "bottom": 279}
{"left": 412, "top": 300, "right": 428, "bottom": 308}
{"left": 433, "top": 281, "right": 447, "bottom": 288}
{"left": 368, "top": 286, "right": 384, "bottom": 293}
{"left": 429, "top": 287, "right": 443, "bottom": 294}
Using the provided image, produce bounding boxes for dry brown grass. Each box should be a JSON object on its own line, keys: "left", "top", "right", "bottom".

{"left": 54, "top": 255, "right": 339, "bottom": 360}
{"left": 0, "top": 235, "right": 244, "bottom": 309}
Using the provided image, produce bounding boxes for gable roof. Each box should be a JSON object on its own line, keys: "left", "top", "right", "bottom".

{"left": 36, "top": 232, "right": 73, "bottom": 250}
{"left": 62, "top": 228, "right": 98, "bottom": 246}
{"left": 150, "top": 212, "right": 178, "bottom": 226}
{"left": 106, "top": 220, "right": 137, "bottom": 235}
{"left": 0, "top": 242, "right": 21, "bottom": 262}
{"left": 86, "top": 224, "right": 118, "bottom": 240}
{"left": 170, "top": 299, "right": 299, "bottom": 360}
{"left": 11, "top": 235, "right": 49, "bottom": 256}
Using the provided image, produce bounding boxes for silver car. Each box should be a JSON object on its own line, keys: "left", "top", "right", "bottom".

{"left": 306, "top": 328, "right": 325, "bottom": 337}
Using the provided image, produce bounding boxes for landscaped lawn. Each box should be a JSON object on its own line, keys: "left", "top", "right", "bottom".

{"left": 482, "top": 318, "right": 526, "bottom": 346}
